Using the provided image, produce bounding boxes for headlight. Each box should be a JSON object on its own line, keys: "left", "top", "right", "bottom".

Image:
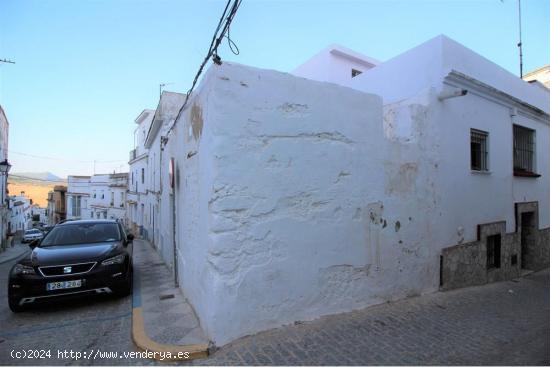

{"left": 13, "top": 264, "right": 35, "bottom": 275}
{"left": 101, "top": 254, "right": 126, "bottom": 266}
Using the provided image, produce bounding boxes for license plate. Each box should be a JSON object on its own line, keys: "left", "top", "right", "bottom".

{"left": 46, "top": 280, "right": 82, "bottom": 291}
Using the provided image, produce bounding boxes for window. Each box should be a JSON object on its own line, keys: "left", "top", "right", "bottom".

{"left": 470, "top": 129, "right": 488, "bottom": 171}
{"left": 72, "top": 196, "right": 81, "bottom": 217}
{"left": 141, "top": 168, "right": 145, "bottom": 184}
{"left": 513, "top": 124, "right": 537, "bottom": 176}
{"left": 487, "top": 234, "right": 501, "bottom": 269}
{"left": 351, "top": 69, "right": 362, "bottom": 78}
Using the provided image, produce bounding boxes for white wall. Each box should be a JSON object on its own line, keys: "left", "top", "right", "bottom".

{"left": 292, "top": 44, "right": 379, "bottom": 88}
{"left": 67, "top": 176, "right": 91, "bottom": 220}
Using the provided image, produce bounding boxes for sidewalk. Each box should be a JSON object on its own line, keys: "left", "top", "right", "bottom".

{"left": 131, "top": 239, "right": 209, "bottom": 360}
{"left": 0, "top": 239, "right": 29, "bottom": 265}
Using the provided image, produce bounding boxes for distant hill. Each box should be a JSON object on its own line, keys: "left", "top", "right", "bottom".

{"left": 7, "top": 172, "right": 66, "bottom": 208}
{"left": 11, "top": 172, "right": 64, "bottom": 182}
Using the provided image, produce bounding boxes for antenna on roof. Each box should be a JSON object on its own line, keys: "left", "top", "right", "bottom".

{"left": 159, "top": 83, "right": 173, "bottom": 98}
{"left": 518, "top": 0, "right": 524, "bottom": 78}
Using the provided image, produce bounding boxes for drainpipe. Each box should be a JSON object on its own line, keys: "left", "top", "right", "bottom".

{"left": 438, "top": 87, "right": 468, "bottom": 101}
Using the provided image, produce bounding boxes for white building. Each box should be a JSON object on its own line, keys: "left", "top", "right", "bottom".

{"left": 9, "top": 194, "right": 32, "bottom": 233}
{"left": 66, "top": 175, "right": 91, "bottom": 220}
{"left": 523, "top": 65, "right": 550, "bottom": 89}
{"left": 0, "top": 106, "right": 10, "bottom": 249}
{"left": 127, "top": 110, "right": 155, "bottom": 236}
{"left": 88, "top": 173, "right": 128, "bottom": 222}
{"left": 144, "top": 91, "right": 185, "bottom": 264}
{"left": 142, "top": 35, "right": 550, "bottom": 346}
{"left": 292, "top": 44, "right": 379, "bottom": 88}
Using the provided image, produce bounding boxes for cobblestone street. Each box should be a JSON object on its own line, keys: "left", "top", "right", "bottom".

{"left": 198, "top": 269, "right": 550, "bottom": 366}
{"left": 2, "top": 240, "right": 550, "bottom": 365}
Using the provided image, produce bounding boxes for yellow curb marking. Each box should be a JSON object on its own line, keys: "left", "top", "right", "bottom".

{"left": 132, "top": 307, "right": 209, "bottom": 361}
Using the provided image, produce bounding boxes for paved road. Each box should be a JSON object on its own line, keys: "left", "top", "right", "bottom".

{"left": 0, "top": 241, "right": 151, "bottom": 366}
{"left": 2, "top": 239, "right": 550, "bottom": 366}
{"left": 198, "top": 269, "right": 550, "bottom": 366}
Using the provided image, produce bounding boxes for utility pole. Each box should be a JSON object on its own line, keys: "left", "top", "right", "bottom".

{"left": 518, "top": 0, "right": 524, "bottom": 78}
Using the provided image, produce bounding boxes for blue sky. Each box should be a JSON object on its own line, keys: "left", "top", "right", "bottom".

{"left": 0, "top": 0, "right": 548, "bottom": 178}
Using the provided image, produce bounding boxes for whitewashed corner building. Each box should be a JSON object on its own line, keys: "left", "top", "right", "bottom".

{"left": 146, "top": 35, "right": 550, "bottom": 346}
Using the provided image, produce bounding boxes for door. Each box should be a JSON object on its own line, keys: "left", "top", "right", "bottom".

{"left": 521, "top": 211, "right": 535, "bottom": 269}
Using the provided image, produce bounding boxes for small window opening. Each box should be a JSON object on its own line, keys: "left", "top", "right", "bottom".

{"left": 351, "top": 69, "right": 362, "bottom": 78}
{"left": 471, "top": 129, "right": 489, "bottom": 171}
{"left": 511, "top": 254, "right": 518, "bottom": 266}
{"left": 487, "top": 234, "right": 501, "bottom": 269}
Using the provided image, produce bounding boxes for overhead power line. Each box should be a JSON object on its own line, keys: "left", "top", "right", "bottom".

{"left": 8, "top": 150, "right": 127, "bottom": 164}
{"left": 164, "top": 0, "right": 243, "bottom": 143}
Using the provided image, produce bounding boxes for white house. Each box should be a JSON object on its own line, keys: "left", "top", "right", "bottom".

{"left": 88, "top": 173, "right": 128, "bottom": 222}
{"left": 66, "top": 175, "right": 91, "bottom": 220}
{"left": 9, "top": 194, "right": 32, "bottom": 233}
{"left": 143, "top": 91, "right": 185, "bottom": 266}
{"left": 0, "top": 106, "right": 10, "bottom": 249}
{"left": 292, "top": 43, "right": 379, "bottom": 88}
{"left": 144, "top": 35, "right": 550, "bottom": 346}
{"left": 127, "top": 110, "right": 155, "bottom": 236}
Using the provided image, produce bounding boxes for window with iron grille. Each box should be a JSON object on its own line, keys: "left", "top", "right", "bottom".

{"left": 513, "top": 125, "right": 536, "bottom": 174}
{"left": 487, "top": 234, "right": 501, "bottom": 269}
{"left": 470, "top": 129, "right": 488, "bottom": 171}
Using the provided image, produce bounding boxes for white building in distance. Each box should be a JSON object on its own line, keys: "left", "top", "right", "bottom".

{"left": 66, "top": 175, "right": 91, "bottom": 220}
{"left": 89, "top": 173, "right": 128, "bottom": 222}
{"left": 0, "top": 106, "right": 10, "bottom": 249}
{"left": 9, "top": 193, "right": 32, "bottom": 233}
{"left": 127, "top": 110, "right": 155, "bottom": 236}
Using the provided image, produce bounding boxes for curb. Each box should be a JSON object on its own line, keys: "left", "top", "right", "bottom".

{"left": 131, "top": 266, "right": 209, "bottom": 361}
{"left": 0, "top": 247, "right": 30, "bottom": 265}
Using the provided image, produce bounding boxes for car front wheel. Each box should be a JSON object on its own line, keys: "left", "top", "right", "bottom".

{"left": 8, "top": 295, "right": 23, "bottom": 313}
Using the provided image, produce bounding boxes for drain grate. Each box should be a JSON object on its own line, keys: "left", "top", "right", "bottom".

{"left": 159, "top": 294, "right": 175, "bottom": 300}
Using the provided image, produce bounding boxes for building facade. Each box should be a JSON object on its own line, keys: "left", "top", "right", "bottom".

{"left": 523, "top": 65, "right": 550, "bottom": 89}
{"left": 66, "top": 176, "right": 91, "bottom": 220}
{"left": 144, "top": 91, "right": 185, "bottom": 263}
{"left": 127, "top": 110, "right": 155, "bottom": 236}
{"left": 0, "top": 106, "right": 10, "bottom": 249}
{"left": 9, "top": 193, "right": 32, "bottom": 232}
{"left": 87, "top": 173, "right": 127, "bottom": 222}
{"left": 46, "top": 185, "right": 67, "bottom": 225}
{"left": 133, "top": 35, "right": 550, "bottom": 346}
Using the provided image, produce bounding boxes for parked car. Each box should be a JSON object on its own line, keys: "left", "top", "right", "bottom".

{"left": 22, "top": 229, "right": 44, "bottom": 243}
{"left": 8, "top": 219, "right": 134, "bottom": 312}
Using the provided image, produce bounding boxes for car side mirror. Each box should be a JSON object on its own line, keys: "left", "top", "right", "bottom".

{"left": 29, "top": 239, "right": 39, "bottom": 249}
{"left": 126, "top": 234, "right": 134, "bottom": 243}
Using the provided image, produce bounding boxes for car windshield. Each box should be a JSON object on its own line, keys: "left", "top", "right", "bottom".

{"left": 40, "top": 223, "right": 121, "bottom": 246}
{"left": 25, "top": 229, "right": 40, "bottom": 234}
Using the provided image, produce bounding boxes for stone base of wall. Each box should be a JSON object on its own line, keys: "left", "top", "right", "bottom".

{"left": 441, "top": 208, "right": 550, "bottom": 291}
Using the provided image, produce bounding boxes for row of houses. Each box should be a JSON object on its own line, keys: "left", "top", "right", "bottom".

{"left": 44, "top": 173, "right": 128, "bottom": 226}
{"left": 125, "top": 35, "right": 550, "bottom": 346}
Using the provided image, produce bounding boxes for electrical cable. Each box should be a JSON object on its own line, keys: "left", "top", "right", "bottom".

{"left": 163, "top": 0, "right": 243, "bottom": 143}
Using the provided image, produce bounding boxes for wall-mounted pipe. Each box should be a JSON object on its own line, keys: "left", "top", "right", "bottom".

{"left": 438, "top": 88, "right": 468, "bottom": 101}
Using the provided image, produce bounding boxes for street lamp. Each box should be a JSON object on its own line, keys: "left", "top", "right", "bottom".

{"left": 0, "top": 159, "right": 11, "bottom": 174}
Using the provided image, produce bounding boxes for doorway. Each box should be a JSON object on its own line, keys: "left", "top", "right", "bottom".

{"left": 520, "top": 211, "right": 536, "bottom": 270}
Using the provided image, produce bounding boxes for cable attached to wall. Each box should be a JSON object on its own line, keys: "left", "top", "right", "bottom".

{"left": 163, "top": 0, "right": 243, "bottom": 144}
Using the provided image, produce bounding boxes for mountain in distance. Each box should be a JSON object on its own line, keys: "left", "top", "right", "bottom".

{"left": 11, "top": 171, "right": 65, "bottom": 182}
